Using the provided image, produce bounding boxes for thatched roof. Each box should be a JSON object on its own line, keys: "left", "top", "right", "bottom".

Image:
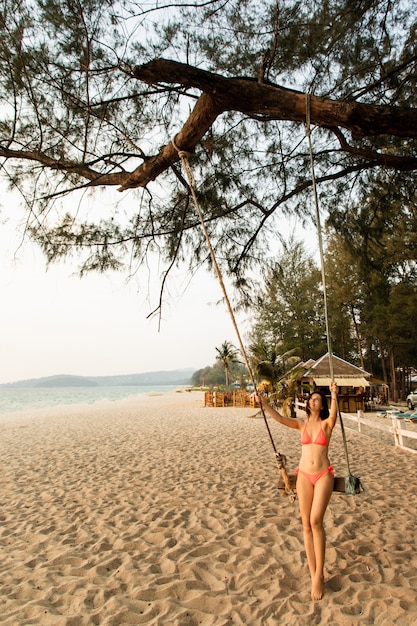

{"left": 300, "top": 353, "right": 371, "bottom": 387}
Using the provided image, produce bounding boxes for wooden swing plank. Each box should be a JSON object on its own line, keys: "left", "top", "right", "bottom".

{"left": 278, "top": 475, "right": 346, "bottom": 493}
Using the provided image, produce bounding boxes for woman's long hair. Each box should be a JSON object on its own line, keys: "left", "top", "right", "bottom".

{"left": 306, "top": 389, "right": 330, "bottom": 420}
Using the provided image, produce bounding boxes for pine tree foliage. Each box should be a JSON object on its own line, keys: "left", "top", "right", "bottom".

{"left": 249, "top": 238, "right": 326, "bottom": 361}
{"left": 326, "top": 172, "right": 417, "bottom": 389}
{"left": 1, "top": 0, "right": 417, "bottom": 291}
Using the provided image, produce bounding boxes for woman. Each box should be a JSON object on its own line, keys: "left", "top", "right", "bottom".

{"left": 255, "top": 382, "right": 338, "bottom": 601}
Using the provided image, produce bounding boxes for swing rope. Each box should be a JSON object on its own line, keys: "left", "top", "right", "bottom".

{"left": 171, "top": 137, "right": 295, "bottom": 499}
{"left": 305, "top": 95, "right": 363, "bottom": 494}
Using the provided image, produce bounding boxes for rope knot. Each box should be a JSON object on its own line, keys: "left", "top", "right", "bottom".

{"left": 275, "top": 452, "right": 287, "bottom": 469}
{"left": 171, "top": 138, "right": 195, "bottom": 188}
{"left": 171, "top": 138, "right": 190, "bottom": 159}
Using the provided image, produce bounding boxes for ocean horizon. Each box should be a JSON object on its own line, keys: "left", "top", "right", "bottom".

{"left": 0, "top": 384, "right": 182, "bottom": 416}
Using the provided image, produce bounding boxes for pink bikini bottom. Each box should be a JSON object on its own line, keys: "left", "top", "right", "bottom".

{"left": 295, "top": 465, "right": 335, "bottom": 486}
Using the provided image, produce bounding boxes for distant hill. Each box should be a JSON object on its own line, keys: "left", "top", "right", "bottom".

{"left": 0, "top": 368, "right": 195, "bottom": 388}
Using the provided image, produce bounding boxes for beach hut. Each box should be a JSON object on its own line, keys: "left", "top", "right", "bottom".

{"left": 298, "top": 353, "right": 374, "bottom": 412}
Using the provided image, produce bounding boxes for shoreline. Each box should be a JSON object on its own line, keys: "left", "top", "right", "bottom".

{"left": 0, "top": 385, "right": 184, "bottom": 420}
{"left": 1, "top": 391, "right": 417, "bottom": 624}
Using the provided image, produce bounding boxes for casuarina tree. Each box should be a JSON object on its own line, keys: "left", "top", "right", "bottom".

{"left": 1, "top": 0, "right": 416, "bottom": 312}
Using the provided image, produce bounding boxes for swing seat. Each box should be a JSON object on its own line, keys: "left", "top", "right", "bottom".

{"left": 278, "top": 474, "right": 350, "bottom": 494}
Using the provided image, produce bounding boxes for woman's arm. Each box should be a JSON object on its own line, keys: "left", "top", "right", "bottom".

{"left": 254, "top": 394, "right": 302, "bottom": 430}
{"left": 328, "top": 382, "right": 339, "bottom": 429}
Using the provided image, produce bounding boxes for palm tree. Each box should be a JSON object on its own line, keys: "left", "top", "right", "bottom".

{"left": 249, "top": 343, "right": 302, "bottom": 390}
{"left": 277, "top": 365, "right": 305, "bottom": 418}
{"left": 215, "top": 341, "right": 240, "bottom": 387}
{"left": 249, "top": 342, "right": 303, "bottom": 416}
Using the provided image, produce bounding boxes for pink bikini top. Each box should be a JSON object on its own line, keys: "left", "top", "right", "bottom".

{"left": 301, "top": 421, "right": 329, "bottom": 446}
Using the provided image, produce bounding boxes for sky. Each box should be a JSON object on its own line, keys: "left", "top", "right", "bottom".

{"left": 0, "top": 183, "right": 311, "bottom": 385}
{"left": 0, "top": 191, "right": 250, "bottom": 385}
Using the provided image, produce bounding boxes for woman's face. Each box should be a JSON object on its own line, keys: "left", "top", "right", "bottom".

{"left": 309, "top": 392, "right": 323, "bottom": 412}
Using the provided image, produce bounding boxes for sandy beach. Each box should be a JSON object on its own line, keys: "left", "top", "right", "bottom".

{"left": 1, "top": 391, "right": 417, "bottom": 625}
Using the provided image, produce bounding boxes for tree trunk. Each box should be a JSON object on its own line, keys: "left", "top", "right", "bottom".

{"left": 379, "top": 341, "right": 389, "bottom": 401}
{"left": 350, "top": 303, "right": 365, "bottom": 369}
{"left": 225, "top": 365, "right": 229, "bottom": 387}
{"left": 389, "top": 348, "right": 397, "bottom": 403}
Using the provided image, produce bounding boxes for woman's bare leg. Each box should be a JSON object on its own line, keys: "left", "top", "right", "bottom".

{"left": 309, "top": 472, "right": 334, "bottom": 600}
{"left": 296, "top": 476, "right": 316, "bottom": 581}
{"left": 297, "top": 472, "right": 334, "bottom": 600}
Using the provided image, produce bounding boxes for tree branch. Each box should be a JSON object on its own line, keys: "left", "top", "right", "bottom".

{"left": 0, "top": 146, "right": 128, "bottom": 186}
{"left": 120, "top": 58, "right": 417, "bottom": 190}
{"left": 3, "top": 58, "right": 417, "bottom": 193}
{"left": 117, "top": 91, "right": 222, "bottom": 191}
{"left": 328, "top": 127, "right": 417, "bottom": 170}
{"left": 133, "top": 58, "right": 417, "bottom": 137}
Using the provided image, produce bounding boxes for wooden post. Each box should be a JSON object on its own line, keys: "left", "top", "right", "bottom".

{"left": 391, "top": 416, "right": 403, "bottom": 448}
{"left": 357, "top": 410, "right": 363, "bottom": 433}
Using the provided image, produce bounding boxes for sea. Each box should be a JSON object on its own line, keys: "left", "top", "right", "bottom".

{"left": 0, "top": 385, "right": 180, "bottom": 415}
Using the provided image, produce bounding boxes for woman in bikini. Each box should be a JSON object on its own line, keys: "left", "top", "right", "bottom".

{"left": 255, "top": 382, "right": 338, "bottom": 601}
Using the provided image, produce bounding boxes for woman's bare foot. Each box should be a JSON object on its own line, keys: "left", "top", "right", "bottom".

{"left": 311, "top": 576, "right": 324, "bottom": 601}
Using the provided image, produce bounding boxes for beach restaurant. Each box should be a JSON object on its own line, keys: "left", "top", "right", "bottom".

{"left": 204, "top": 353, "right": 388, "bottom": 412}
{"left": 298, "top": 353, "right": 387, "bottom": 412}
